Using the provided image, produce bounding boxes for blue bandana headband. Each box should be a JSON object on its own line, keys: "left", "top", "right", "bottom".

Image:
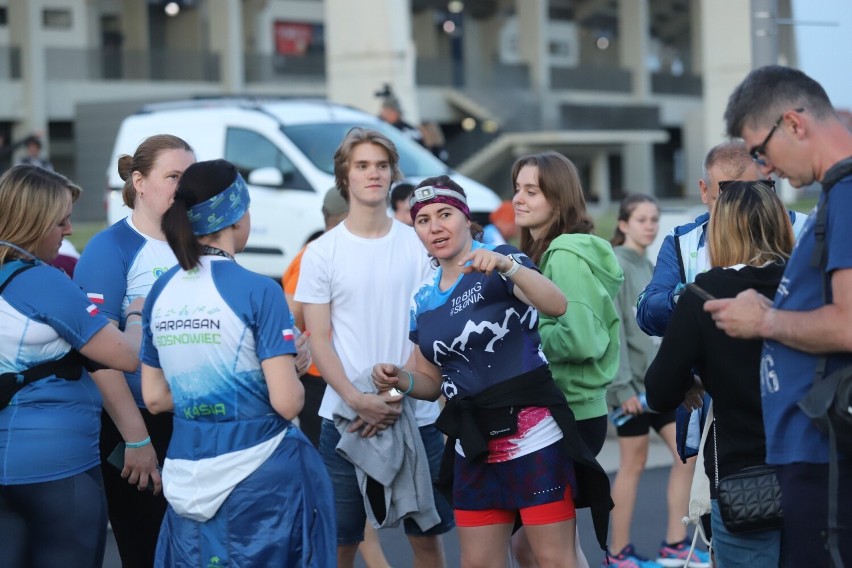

{"left": 187, "top": 174, "right": 250, "bottom": 236}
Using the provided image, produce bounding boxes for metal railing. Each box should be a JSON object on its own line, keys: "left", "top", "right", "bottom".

{"left": 44, "top": 48, "right": 220, "bottom": 82}
{"left": 244, "top": 52, "right": 325, "bottom": 82}
{"left": 550, "top": 66, "right": 633, "bottom": 92}
{"left": 651, "top": 72, "right": 702, "bottom": 96}
{"left": 416, "top": 57, "right": 531, "bottom": 90}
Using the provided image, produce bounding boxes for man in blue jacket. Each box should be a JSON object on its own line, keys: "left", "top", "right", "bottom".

{"left": 636, "top": 139, "right": 808, "bottom": 337}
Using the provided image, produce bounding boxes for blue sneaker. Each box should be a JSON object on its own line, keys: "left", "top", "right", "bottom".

{"left": 603, "top": 544, "right": 662, "bottom": 568}
{"left": 656, "top": 539, "right": 710, "bottom": 567}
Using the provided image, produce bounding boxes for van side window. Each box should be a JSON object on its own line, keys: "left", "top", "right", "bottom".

{"left": 224, "top": 127, "right": 311, "bottom": 190}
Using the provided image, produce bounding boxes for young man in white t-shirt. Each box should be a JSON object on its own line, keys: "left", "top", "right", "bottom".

{"left": 295, "top": 128, "right": 453, "bottom": 568}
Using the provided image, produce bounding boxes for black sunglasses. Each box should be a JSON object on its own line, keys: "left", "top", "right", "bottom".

{"left": 717, "top": 179, "right": 776, "bottom": 193}
{"left": 749, "top": 108, "right": 805, "bottom": 166}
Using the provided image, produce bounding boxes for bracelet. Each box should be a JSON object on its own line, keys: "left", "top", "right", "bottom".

{"left": 125, "top": 321, "right": 142, "bottom": 328}
{"left": 125, "top": 436, "right": 151, "bottom": 449}
{"left": 126, "top": 310, "right": 143, "bottom": 320}
{"left": 401, "top": 369, "right": 415, "bottom": 395}
{"left": 499, "top": 256, "right": 521, "bottom": 279}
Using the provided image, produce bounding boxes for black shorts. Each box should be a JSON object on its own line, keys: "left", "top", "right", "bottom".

{"left": 615, "top": 409, "right": 676, "bottom": 437}
{"left": 576, "top": 415, "right": 608, "bottom": 456}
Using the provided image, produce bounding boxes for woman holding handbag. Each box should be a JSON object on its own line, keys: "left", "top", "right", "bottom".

{"left": 645, "top": 180, "right": 793, "bottom": 567}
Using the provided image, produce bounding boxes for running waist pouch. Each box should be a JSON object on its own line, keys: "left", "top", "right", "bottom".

{"left": 474, "top": 405, "right": 519, "bottom": 440}
{"left": 0, "top": 349, "right": 87, "bottom": 410}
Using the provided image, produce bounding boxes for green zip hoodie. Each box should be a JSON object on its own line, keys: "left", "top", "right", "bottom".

{"left": 538, "top": 234, "right": 624, "bottom": 420}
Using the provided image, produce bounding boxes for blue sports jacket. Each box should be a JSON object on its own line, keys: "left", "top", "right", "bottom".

{"left": 636, "top": 210, "right": 808, "bottom": 337}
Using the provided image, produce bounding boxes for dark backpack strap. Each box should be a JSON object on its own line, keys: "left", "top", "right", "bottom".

{"left": 804, "top": 159, "right": 852, "bottom": 568}
{"left": 0, "top": 349, "right": 86, "bottom": 410}
{"left": 809, "top": 198, "right": 831, "bottom": 386}
{"left": 806, "top": 161, "right": 852, "bottom": 383}
{"left": 0, "top": 349, "right": 86, "bottom": 385}
{"left": 827, "top": 421, "right": 844, "bottom": 568}
{"left": 0, "top": 260, "right": 37, "bottom": 295}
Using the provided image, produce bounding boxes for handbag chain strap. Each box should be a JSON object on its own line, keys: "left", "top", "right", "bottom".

{"left": 712, "top": 418, "right": 719, "bottom": 489}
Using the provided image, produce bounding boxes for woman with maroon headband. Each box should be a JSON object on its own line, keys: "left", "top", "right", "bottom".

{"left": 372, "top": 175, "right": 612, "bottom": 568}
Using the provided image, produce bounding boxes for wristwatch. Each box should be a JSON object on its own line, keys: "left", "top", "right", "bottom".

{"left": 499, "top": 254, "right": 521, "bottom": 279}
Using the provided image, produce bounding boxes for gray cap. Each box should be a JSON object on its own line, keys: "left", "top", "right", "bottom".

{"left": 381, "top": 96, "right": 401, "bottom": 112}
{"left": 322, "top": 188, "right": 349, "bottom": 217}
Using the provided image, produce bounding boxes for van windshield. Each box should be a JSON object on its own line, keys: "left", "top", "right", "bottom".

{"left": 281, "top": 122, "right": 450, "bottom": 178}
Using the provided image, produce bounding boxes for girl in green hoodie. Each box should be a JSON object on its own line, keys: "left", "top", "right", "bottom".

{"left": 509, "top": 151, "right": 623, "bottom": 568}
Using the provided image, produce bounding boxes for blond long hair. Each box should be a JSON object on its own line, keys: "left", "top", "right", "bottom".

{"left": 708, "top": 180, "right": 793, "bottom": 268}
{"left": 0, "top": 165, "right": 81, "bottom": 263}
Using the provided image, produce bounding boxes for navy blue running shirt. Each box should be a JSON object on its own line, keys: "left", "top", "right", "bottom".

{"left": 410, "top": 242, "right": 548, "bottom": 399}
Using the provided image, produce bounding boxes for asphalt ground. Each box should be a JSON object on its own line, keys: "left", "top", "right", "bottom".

{"left": 103, "top": 432, "right": 686, "bottom": 567}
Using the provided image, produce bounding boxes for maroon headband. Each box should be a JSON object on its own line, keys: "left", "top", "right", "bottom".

{"left": 409, "top": 186, "right": 470, "bottom": 221}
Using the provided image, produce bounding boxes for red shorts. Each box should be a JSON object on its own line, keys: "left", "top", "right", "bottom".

{"left": 454, "top": 485, "right": 575, "bottom": 527}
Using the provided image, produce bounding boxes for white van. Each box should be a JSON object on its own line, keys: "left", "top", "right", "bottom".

{"left": 107, "top": 98, "right": 501, "bottom": 277}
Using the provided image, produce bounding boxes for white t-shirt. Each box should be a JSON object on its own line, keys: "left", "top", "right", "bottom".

{"left": 295, "top": 218, "right": 439, "bottom": 426}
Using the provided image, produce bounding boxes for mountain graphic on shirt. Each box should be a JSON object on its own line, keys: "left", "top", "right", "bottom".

{"left": 431, "top": 305, "right": 538, "bottom": 366}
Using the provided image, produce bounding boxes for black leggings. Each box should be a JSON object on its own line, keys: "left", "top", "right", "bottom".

{"left": 0, "top": 466, "right": 107, "bottom": 567}
{"left": 100, "top": 408, "right": 173, "bottom": 568}
{"left": 575, "top": 415, "right": 608, "bottom": 456}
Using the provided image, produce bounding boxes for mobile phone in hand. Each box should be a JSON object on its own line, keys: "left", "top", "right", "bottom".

{"left": 107, "top": 442, "right": 158, "bottom": 493}
{"left": 686, "top": 283, "right": 716, "bottom": 302}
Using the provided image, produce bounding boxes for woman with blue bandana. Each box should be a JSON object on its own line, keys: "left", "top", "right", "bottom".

{"left": 140, "top": 159, "right": 335, "bottom": 566}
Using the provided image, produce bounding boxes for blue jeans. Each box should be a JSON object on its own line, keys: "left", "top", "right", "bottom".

{"left": 710, "top": 499, "right": 782, "bottom": 568}
{"left": 319, "top": 419, "right": 455, "bottom": 545}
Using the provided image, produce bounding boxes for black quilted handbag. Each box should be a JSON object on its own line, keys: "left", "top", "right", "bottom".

{"left": 717, "top": 465, "right": 784, "bottom": 533}
{"left": 713, "top": 420, "right": 784, "bottom": 534}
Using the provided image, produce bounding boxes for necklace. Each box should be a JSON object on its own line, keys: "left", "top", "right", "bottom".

{"left": 202, "top": 245, "right": 236, "bottom": 262}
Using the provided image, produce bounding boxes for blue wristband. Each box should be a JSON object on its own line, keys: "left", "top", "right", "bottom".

{"left": 401, "top": 370, "right": 415, "bottom": 395}
{"left": 125, "top": 436, "right": 151, "bottom": 449}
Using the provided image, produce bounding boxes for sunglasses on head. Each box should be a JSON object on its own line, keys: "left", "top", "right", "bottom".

{"left": 717, "top": 179, "right": 776, "bottom": 193}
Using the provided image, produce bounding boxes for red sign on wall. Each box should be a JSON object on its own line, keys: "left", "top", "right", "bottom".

{"left": 274, "top": 22, "right": 313, "bottom": 55}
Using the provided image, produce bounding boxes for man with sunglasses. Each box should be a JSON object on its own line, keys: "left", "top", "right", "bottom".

{"left": 705, "top": 65, "right": 852, "bottom": 567}
{"left": 636, "top": 140, "right": 807, "bottom": 337}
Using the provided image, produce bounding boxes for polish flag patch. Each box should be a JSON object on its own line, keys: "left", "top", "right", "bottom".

{"left": 282, "top": 329, "right": 295, "bottom": 341}
{"left": 87, "top": 293, "right": 104, "bottom": 304}
{"left": 86, "top": 304, "right": 100, "bottom": 316}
